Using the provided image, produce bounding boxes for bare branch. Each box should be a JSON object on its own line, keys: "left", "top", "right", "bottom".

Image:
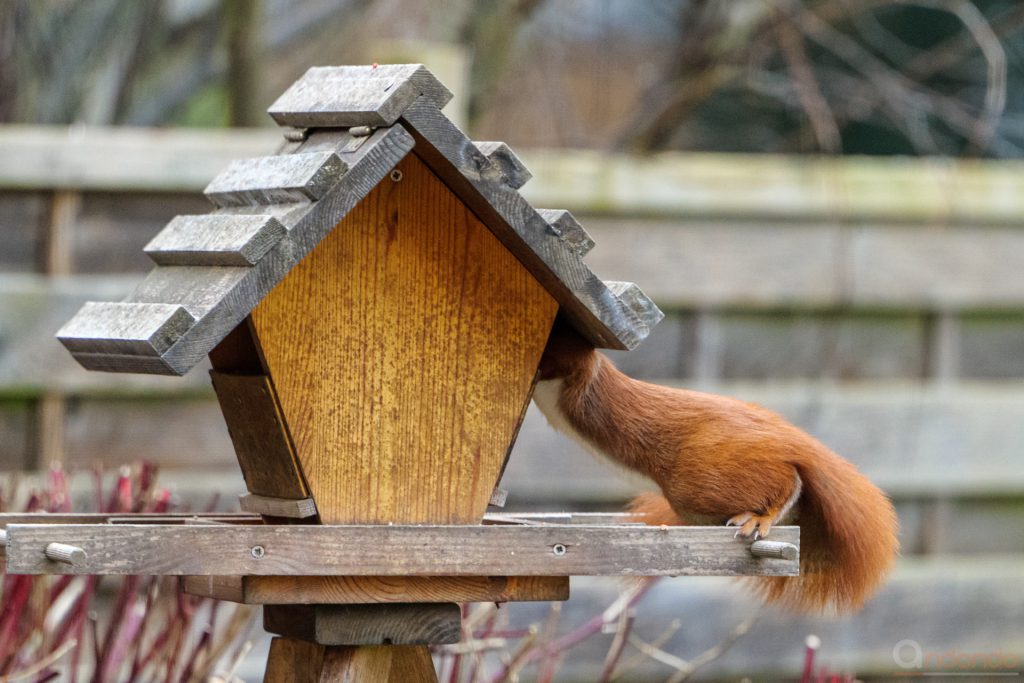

{"left": 770, "top": 1, "right": 842, "bottom": 152}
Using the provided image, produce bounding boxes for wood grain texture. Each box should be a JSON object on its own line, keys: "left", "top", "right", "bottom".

{"left": 399, "top": 97, "right": 662, "bottom": 350}
{"left": 262, "top": 637, "right": 326, "bottom": 683}
{"left": 3, "top": 524, "right": 800, "bottom": 576}
{"left": 261, "top": 639, "right": 438, "bottom": 683}
{"left": 210, "top": 372, "right": 308, "bottom": 499}
{"left": 204, "top": 152, "right": 347, "bottom": 208}
{"left": 475, "top": 141, "right": 532, "bottom": 189}
{"left": 318, "top": 645, "right": 437, "bottom": 683}
{"left": 144, "top": 214, "right": 286, "bottom": 266}
{"left": 251, "top": 153, "right": 557, "bottom": 525}
{"left": 604, "top": 281, "right": 665, "bottom": 334}
{"left": 263, "top": 603, "right": 462, "bottom": 645}
{"left": 0, "top": 513, "right": 258, "bottom": 526}
{"left": 60, "top": 125, "right": 414, "bottom": 376}
{"left": 181, "top": 574, "right": 569, "bottom": 604}
{"left": 268, "top": 64, "right": 453, "bottom": 128}
{"left": 56, "top": 301, "right": 195, "bottom": 356}
{"left": 239, "top": 494, "right": 317, "bottom": 518}
{"left": 536, "top": 208, "right": 594, "bottom": 256}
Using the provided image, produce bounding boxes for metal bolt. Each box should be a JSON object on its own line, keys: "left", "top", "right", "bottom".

{"left": 552, "top": 543, "right": 567, "bottom": 557}
{"left": 390, "top": 169, "right": 403, "bottom": 182}
{"left": 250, "top": 545, "right": 266, "bottom": 559}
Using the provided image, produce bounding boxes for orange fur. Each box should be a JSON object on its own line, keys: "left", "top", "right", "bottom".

{"left": 538, "top": 320, "right": 899, "bottom": 614}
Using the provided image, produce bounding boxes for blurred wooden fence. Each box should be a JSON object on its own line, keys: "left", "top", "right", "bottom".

{"left": 2, "top": 125, "right": 1024, "bottom": 679}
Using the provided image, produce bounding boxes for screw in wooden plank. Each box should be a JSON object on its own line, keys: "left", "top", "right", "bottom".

{"left": 749, "top": 540, "right": 798, "bottom": 561}
{"left": 45, "top": 542, "right": 87, "bottom": 565}
{"left": 390, "top": 169, "right": 403, "bottom": 182}
{"left": 251, "top": 545, "right": 266, "bottom": 559}
{"left": 551, "top": 543, "right": 567, "bottom": 557}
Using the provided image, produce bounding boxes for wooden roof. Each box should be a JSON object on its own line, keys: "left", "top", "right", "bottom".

{"left": 57, "top": 64, "right": 663, "bottom": 375}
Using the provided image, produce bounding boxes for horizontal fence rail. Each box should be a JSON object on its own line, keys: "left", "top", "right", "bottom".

{"left": 2, "top": 125, "right": 1024, "bottom": 223}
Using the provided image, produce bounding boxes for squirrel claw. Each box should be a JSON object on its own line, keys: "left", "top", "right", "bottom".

{"left": 727, "top": 512, "right": 773, "bottom": 539}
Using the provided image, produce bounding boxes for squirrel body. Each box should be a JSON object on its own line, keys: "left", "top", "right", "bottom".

{"left": 534, "top": 321, "right": 899, "bottom": 614}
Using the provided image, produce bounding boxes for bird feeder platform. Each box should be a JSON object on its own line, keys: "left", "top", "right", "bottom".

{"left": 36, "top": 64, "right": 801, "bottom": 682}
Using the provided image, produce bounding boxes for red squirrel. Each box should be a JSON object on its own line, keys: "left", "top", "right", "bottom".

{"left": 533, "top": 318, "right": 899, "bottom": 614}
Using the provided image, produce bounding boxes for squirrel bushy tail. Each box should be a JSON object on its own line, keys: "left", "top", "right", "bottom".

{"left": 630, "top": 456, "right": 899, "bottom": 614}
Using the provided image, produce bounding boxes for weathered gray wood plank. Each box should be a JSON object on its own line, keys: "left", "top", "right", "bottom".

{"left": 400, "top": 97, "right": 661, "bottom": 350}
{"left": 604, "top": 281, "right": 663, "bottom": 336}
{"left": 268, "top": 64, "right": 453, "bottom": 128}
{"left": 475, "top": 141, "right": 532, "bottom": 189}
{"left": 155, "top": 125, "right": 414, "bottom": 374}
{"left": 537, "top": 208, "right": 594, "bottom": 256}
{"left": 4, "top": 524, "right": 799, "bottom": 576}
{"left": 239, "top": 494, "right": 317, "bottom": 519}
{"left": 56, "top": 301, "right": 195, "bottom": 357}
{"left": 0, "top": 513, "right": 259, "bottom": 526}
{"left": 56, "top": 125, "right": 414, "bottom": 375}
{"left": 263, "top": 604, "right": 462, "bottom": 645}
{"left": 143, "top": 214, "right": 287, "bottom": 266}
{"left": 204, "top": 151, "right": 347, "bottom": 207}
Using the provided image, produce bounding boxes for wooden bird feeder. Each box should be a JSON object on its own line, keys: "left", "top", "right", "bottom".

{"left": 2, "top": 65, "right": 801, "bottom": 681}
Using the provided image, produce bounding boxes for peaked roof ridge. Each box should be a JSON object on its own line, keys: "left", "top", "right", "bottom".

{"left": 57, "top": 64, "right": 662, "bottom": 375}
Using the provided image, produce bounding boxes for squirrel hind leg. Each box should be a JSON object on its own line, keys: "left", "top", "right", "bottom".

{"left": 726, "top": 472, "right": 803, "bottom": 540}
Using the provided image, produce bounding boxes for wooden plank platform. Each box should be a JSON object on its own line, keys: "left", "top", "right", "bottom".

{"left": 3, "top": 523, "right": 799, "bottom": 577}
{"left": 181, "top": 574, "right": 570, "bottom": 605}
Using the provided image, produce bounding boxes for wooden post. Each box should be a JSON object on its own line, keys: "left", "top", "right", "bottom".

{"left": 32, "top": 189, "right": 80, "bottom": 469}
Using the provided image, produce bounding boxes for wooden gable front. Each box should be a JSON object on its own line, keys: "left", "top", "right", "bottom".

{"left": 241, "top": 153, "right": 556, "bottom": 524}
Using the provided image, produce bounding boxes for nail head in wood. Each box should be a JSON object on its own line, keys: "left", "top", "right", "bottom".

{"left": 749, "top": 539, "right": 799, "bottom": 561}
{"left": 45, "top": 542, "right": 86, "bottom": 565}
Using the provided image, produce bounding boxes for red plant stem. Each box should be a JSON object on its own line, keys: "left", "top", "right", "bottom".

{"left": 489, "top": 580, "right": 656, "bottom": 683}
{"left": 0, "top": 575, "right": 34, "bottom": 673}
{"left": 97, "top": 584, "right": 145, "bottom": 682}
{"left": 179, "top": 600, "right": 217, "bottom": 683}
{"left": 801, "top": 639, "right": 818, "bottom": 683}
{"left": 160, "top": 619, "right": 186, "bottom": 683}
{"left": 128, "top": 579, "right": 159, "bottom": 680}
{"left": 95, "top": 575, "right": 139, "bottom": 680}
{"left": 597, "top": 610, "right": 635, "bottom": 683}
{"left": 50, "top": 576, "right": 98, "bottom": 651}
{"left": 465, "top": 605, "right": 500, "bottom": 683}
{"left": 473, "top": 629, "right": 534, "bottom": 639}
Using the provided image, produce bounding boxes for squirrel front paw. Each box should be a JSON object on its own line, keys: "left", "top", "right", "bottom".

{"left": 726, "top": 512, "right": 775, "bottom": 540}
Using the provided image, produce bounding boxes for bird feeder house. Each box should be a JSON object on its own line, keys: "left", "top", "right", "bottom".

{"left": 0, "top": 65, "right": 799, "bottom": 681}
